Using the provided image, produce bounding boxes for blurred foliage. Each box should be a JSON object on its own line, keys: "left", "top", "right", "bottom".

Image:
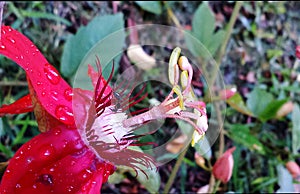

{"left": 0, "top": 1, "right": 300, "bottom": 193}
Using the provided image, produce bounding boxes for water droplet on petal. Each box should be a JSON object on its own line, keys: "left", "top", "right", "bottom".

{"left": 33, "top": 184, "right": 37, "bottom": 189}
{"left": 55, "top": 105, "right": 74, "bottom": 124}
{"left": 44, "top": 63, "right": 60, "bottom": 85}
{"left": 66, "top": 185, "right": 74, "bottom": 192}
{"left": 26, "top": 157, "right": 33, "bottom": 164}
{"left": 39, "top": 144, "right": 56, "bottom": 159}
{"left": 15, "top": 183, "right": 21, "bottom": 189}
{"left": 64, "top": 88, "right": 73, "bottom": 101}
{"left": 50, "top": 91, "right": 58, "bottom": 101}
{"left": 38, "top": 174, "right": 54, "bottom": 186}
{"left": 70, "top": 161, "right": 76, "bottom": 166}
{"left": 41, "top": 91, "right": 46, "bottom": 96}
{"left": 6, "top": 36, "right": 16, "bottom": 44}
{"left": 37, "top": 82, "right": 42, "bottom": 86}
{"left": 0, "top": 45, "right": 5, "bottom": 50}
{"left": 53, "top": 127, "right": 62, "bottom": 136}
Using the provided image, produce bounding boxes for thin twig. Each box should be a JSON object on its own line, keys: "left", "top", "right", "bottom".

{"left": 0, "top": 1, "right": 5, "bottom": 41}
{"left": 209, "top": 1, "right": 243, "bottom": 87}
{"left": 0, "top": 81, "right": 28, "bottom": 86}
{"left": 207, "top": 2, "right": 243, "bottom": 193}
{"left": 163, "top": 145, "right": 189, "bottom": 194}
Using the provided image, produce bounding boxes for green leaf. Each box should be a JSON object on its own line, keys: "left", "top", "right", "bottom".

{"left": 135, "top": 1, "right": 162, "bottom": 15}
{"left": 251, "top": 177, "right": 278, "bottom": 192}
{"left": 258, "top": 99, "right": 288, "bottom": 122}
{"left": 192, "top": 2, "right": 215, "bottom": 46}
{"left": 184, "top": 31, "right": 212, "bottom": 60}
{"left": 246, "top": 88, "right": 273, "bottom": 117}
{"left": 193, "top": 136, "right": 212, "bottom": 160}
{"left": 292, "top": 103, "right": 300, "bottom": 155}
{"left": 207, "top": 29, "right": 225, "bottom": 56}
{"left": 127, "top": 147, "right": 160, "bottom": 193}
{"left": 226, "top": 93, "right": 253, "bottom": 116}
{"left": 60, "top": 13, "right": 125, "bottom": 78}
{"left": 228, "top": 124, "right": 266, "bottom": 155}
{"left": 0, "top": 118, "right": 3, "bottom": 137}
{"left": 133, "top": 164, "right": 161, "bottom": 193}
{"left": 20, "top": 10, "right": 71, "bottom": 26}
{"left": 185, "top": 2, "right": 224, "bottom": 57}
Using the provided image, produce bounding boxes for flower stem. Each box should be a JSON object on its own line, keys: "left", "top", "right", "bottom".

{"left": 163, "top": 145, "right": 189, "bottom": 193}
{"left": 207, "top": 1, "right": 243, "bottom": 192}
{"left": 209, "top": 1, "right": 243, "bottom": 87}
{"left": 163, "top": 1, "right": 182, "bottom": 29}
{"left": 212, "top": 180, "right": 221, "bottom": 193}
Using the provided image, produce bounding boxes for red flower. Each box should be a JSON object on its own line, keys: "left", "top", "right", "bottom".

{"left": 212, "top": 147, "right": 236, "bottom": 183}
{"left": 219, "top": 88, "right": 237, "bottom": 100}
{"left": 0, "top": 25, "right": 116, "bottom": 194}
{"left": 286, "top": 161, "right": 300, "bottom": 179}
{"left": 0, "top": 26, "right": 209, "bottom": 193}
{"left": 296, "top": 45, "right": 300, "bottom": 59}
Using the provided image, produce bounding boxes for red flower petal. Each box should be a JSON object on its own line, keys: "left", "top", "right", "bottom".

{"left": 296, "top": 45, "right": 300, "bottom": 59}
{"left": 212, "top": 147, "right": 236, "bottom": 183}
{"left": 0, "top": 26, "right": 74, "bottom": 125}
{"left": 0, "top": 94, "right": 33, "bottom": 116}
{"left": 0, "top": 125, "right": 115, "bottom": 194}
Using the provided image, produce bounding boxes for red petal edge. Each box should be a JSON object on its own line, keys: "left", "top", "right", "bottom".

{"left": 0, "top": 26, "right": 74, "bottom": 125}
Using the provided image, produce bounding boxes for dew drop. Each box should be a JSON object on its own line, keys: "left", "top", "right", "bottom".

{"left": 63, "top": 140, "right": 68, "bottom": 148}
{"left": 37, "top": 82, "right": 42, "bottom": 86}
{"left": 27, "top": 144, "right": 32, "bottom": 151}
{"left": 53, "top": 127, "right": 62, "bottom": 136}
{"left": 38, "top": 174, "right": 54, "bottom": 186}
{"left": 15, "top": 183, "right": 21, "bottom": 189}
{"left": 66, "top": 185, "right": 74, "bottom": 192}
{"left": 26, "top": 157, "right": 33, "bottom": 164}
{"left": 39, "top": 144, "right": 56, "bottom": 159}
{"left": 64, "top": 88, "right": 73, "bottom": 101}
{"left": 6, "top": 36, "right": 16, "bottom": 44}
{"left": 41, "top": 91, "right": 46, "bottom": 96}
{"left": 55, "top": 105, "right": 74, "bottom": 124}
{"left": 50, "top": 91, "right": 59, "bottom": 101}
{"left": 70, "top": 161, "right": 76, "bottom": 166}
{"left": 0, "top": 45, "right": 5, "bottom": 50}
{"left": 33, "top": 184, "right": 37, "bottom": 189}
{"left": 44, "top": 63, "right": 60, "bottom": 85}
